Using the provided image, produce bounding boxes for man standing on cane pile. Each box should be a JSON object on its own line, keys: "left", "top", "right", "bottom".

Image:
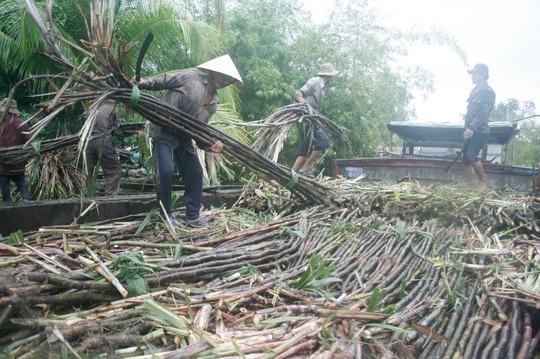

{"left": 0, "top": 98, "right": 32, "bottom": 202}
{"left": 292, "top": 63, "right": 340, "bottom": 176}
{"left": 133, "top": 55, "right": 243, "bottom": 228}
{"left": 462, "top": 63, "right": 495, "bottom": 188}
{"left": 86, "top": 99, "right": 122, "bottom": 196}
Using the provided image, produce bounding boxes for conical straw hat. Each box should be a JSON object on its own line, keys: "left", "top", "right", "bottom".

{"left": 196, "top": 55, "right": 243, "bottom": 88}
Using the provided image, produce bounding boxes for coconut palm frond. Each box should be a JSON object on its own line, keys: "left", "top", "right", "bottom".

{"left": 217, "top": 85, "right": 241, "bottom": 113}
{"left": 0, "top": 0, "right": 82, "bottom": 94}
{"left": 115, "top": 1, "right": 221, "bottom": 73}
{"left": 0, "top": 0, "right": 47, "bottom": 75}
{"left": 210, "top": 104, "right": 251, "bottom": 145}
{"left": 177, "top": 19, "right": 221, "bottom": 64}
{"left": 197, "top": 104, "right": 250, "bottom": 185}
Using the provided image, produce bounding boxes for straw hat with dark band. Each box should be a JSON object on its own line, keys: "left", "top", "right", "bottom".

{"left": 317, "top": 63, "right": 340, "bottom": 77}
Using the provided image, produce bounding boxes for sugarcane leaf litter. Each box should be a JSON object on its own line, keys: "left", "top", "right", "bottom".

{"left": 1, "top": 179, "right": 539, "bottom": 358}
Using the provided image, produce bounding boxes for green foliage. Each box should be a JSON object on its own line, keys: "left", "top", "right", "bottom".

{"left": 512, "top": 121, "right": 540, "bottom": 166}
{"left": 135, "top": 209, "right": 158, "bottom": 235}
{"left": 291, "top": 255, "right": 341, "bottom": 296}
{"left": 225, "top": 0, "right": 301, "bottom": 121}
{"left": 110, "top": 252, "right": 154, "bottom": 296}
{"left": 116, "top": 0, "right": 220, "bottom": 73}
{"left": 165, "top": 244, "right": 183, "bottom": 260}
{"left": 399, "top": 280, "right": 409, "bottom": 299}
{"left": 144, "top": 299, "right": 190, "bottom": 337}
{"left": 278, "top": 225, "right": 303, "bottom": 238}
{"left": 491, "top": 98, "right": 539, "bottom": 166}
{"left": 367, "top": 288, "right": 385, "bottom": 312}
{"left": 0, "top": 230, "right": 24, "bottom": 245}
{"left": 226, "top": 264, "right": 261, "bottom": 277}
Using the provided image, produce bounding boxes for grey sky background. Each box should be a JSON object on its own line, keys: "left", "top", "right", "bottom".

{"left": 302, "top": 0, "right": 540, "bottom": 123}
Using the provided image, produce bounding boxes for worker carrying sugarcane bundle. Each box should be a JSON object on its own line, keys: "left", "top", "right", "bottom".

{"left": 133, "top": 55, "right": 243, "bottom": 228}
{"left": 0, "top": 98, "right": 32, "bottom": 202}
{"left": 462, "top": 63, "right": 496, "bottom": 188}
{"left": 86, "top": 99, "right": 122, "bottom": 196}
{"left": 292, "top": 63, "right": 340, "bottom": 176}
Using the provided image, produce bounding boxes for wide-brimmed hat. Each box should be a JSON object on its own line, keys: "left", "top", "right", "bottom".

{"left": 196, "top": 55, "right": 243, "bottom": 88}
{"left": 317, "top": 63, "right": 340, "bottom": 77}
{"left": 0, "top": 98, "right": 19, "bottom": 115}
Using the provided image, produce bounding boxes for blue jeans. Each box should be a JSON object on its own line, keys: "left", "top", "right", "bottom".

{"left": 0, "top": 174, "right": 32, "bottom": 202}
{"left": 154, "top": 142, "right": 203, "bottom": 219}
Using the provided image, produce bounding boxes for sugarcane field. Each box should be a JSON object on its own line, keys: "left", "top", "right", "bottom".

{"left": 1, "top": 1, "right": 540, "bottom": 359}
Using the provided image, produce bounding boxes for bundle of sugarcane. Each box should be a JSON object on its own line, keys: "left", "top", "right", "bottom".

{"left": 1, "top": 182, "right": 539, "bottom": 358}
{"left": 0, "top": 135, "right": 78, "bottom": 166}
{"left": 25, "top": 147, "right": 86, "bottom": 199}
{"left": 244, "top": 103, "right": 347, "bottom": 163}
{"left": 14, "top": 0, "right": 334, "bottom": 206}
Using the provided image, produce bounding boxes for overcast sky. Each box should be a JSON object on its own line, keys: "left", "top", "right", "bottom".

{"left": 302, "top": 0, "right": 540, "bottom": 123}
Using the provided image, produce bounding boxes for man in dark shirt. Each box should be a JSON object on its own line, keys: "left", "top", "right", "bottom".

{"left": 85, "top": 99, "right": 122, "bottom": 196}
{"left": 0, "top": 98, "right": 32, "bottom": 201}
{"left": 463, "top": 63, "right": 496, "bottom": 188}
{"left": 292, "top": 63, "right": 340, "bottom": 176}
{"left": 135, "top": 55, "right": 243, "bottom": 228}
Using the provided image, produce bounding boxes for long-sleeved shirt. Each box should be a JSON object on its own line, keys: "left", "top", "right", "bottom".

{"left": 0, "top": 114, "right": 30, "bottom": 175}
{"left": 465, "top": 83, "right": 496, "bottom": 134}
{"left": 89, "top": 101, "right": 119, "bottom": 144}
{"left": 141, "top": 70, "right": 218, "bottom": 150}
{"left": 295, "top": 76, "right": 326, "bottom": 110}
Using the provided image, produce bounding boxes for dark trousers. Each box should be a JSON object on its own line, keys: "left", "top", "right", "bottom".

{"left": 0, "top": 174, "right": 32, "bottom": 202}
{"left": 154, "top": 142, "right": 203, "bottom": 219}
{"left": 462, "top": 133, "right": 488, "bottom": 164}
{"left": 86, "top": 139, "right": 122, "bottom": 196}
{"left": 296, "top": 123, "right": 330, "bottom": 156}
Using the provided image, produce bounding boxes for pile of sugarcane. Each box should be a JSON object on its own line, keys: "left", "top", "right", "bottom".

{"left": 246, "top": 104, "right": 347, "bottom": 163}
{"left": 1, "top": 2, "right": 539, "bottom": 358}
{"left": 1, "top": 182, "right": 539, "bottom": 358}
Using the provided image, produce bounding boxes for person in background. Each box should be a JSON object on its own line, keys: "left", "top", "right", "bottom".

{"left": 292, "top": 63, "right": 340, "bottom": 176}
{"left": 134, "top": 55, "right": 243, "bottom": 228}
{"left": 86, "top": 99, "right": 122, "bottom": 196}
{"left": 0, "top": 98, "right": 32, "bottom": 202}
{"left": 462, "top": 63, "right": 496, "bottom": 188}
